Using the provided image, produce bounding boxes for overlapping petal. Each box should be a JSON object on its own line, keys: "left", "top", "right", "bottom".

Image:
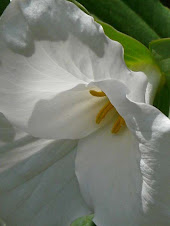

{"left": 76, "top": 80, "right": 170, "bottom": 225}
{"left": 0, "top": 113, "right": 15, "bottom": 143}
{"left": 0, "top": 115, "right": 90, "bottom": 226}
{"left": 76, "top": 126, "right": 143, "bottom": 225}
{"left": 28, "top": 85, "right": 114, "bottom": 139}
{"left": 0, "top": 0, "right": 148, "bottom": 139}
{"left": 1, "top": 1, "right": 168, "bottom": 225}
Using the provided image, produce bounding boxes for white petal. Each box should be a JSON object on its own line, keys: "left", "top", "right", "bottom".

{"left": 91, "top": 72, "right": 147, "bottom": 106}
{"left": 76, "top": 126, "right": 143, "bottom": 225}
{"left": 0, "top": 0, "right": 148, "bottom": 139}
{"left": 142, "top": 65, "right": 162, "bottom": 104}
{"left": 85, "top": 79, "right": 170, "bottom": 225}
{"left": 0, "top": 113, "right": 15, "bottom": 144}
{"left": 28, "top": 86, "right": 114, "bottom": 139}
{"left": 116, "top": 99, "right": 170, "bottom": 225}
{"left": 0, "top": 127, "right": 90, "bottom": 226}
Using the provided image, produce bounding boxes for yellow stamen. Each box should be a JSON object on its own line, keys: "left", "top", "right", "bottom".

{"left": 111, "top": 116, "right": 126, "bottom": 134}
{"left": 96, "top": 101, "right": 114, "bottom": 124}
{"left": 89, "top": 89, "right": 126, "bottom": 134}
{"left": 89, "top": 90, "right": 106, "bottom": 97}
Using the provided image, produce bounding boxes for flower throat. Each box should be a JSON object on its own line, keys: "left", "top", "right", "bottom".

{"left": 89, "top": 90, "right": 126, "bottom": 133}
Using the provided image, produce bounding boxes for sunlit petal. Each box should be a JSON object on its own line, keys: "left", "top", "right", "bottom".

{"left": 0, "top": 0, "right": 148, "bottom": 139}
{"left": 76, "top": 125, "right": 143, "bottom": 225}
{"left": 77, "top": 79, "right": 170, "bottom": 225}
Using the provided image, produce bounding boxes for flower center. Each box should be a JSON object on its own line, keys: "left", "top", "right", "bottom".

{"left": 89, "top": 90, "right": 126, "bottom": 133}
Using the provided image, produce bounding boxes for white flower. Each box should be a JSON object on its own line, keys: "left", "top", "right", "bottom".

{"left": 0, "top": 0, "right": 169, "bottom": 225}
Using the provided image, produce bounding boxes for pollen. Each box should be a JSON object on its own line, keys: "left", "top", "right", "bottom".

{"left": 96, "top": 101, "right": 114, "bottom": 124}
{"left": 90, "top": 89, "right": 126, "bottom": 134}
{"left": 111, "top": 115, "right": 125, "bottom": 134}
{"left": 89, "top": 90, "right": 106, "bottom": 97}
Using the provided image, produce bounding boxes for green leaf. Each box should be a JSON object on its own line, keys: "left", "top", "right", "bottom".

{"left": 68, "top": 0, "right": 90, "bottom": 14}
{"left": 95, "top": 19, "right": 155, "bottom": 71}
{"left": 121, "top": 0, "right": 170, "bottom": 38}
{"left": 96, "top": 20, "right": 169, "bottom": 116}
{"left": 150, "top": 38, "right": 170, "bottom": 59}
{"left": 149, "top": 38, "right": 170, "bottom": 71}
{"left": 71, "top": 0, "right": 167, "bottom": 116}
{"left": 76, "top": 0, "right": 170, "bottom": 47}
{"left": 150, "top": 38, "right": 170, "bottom": 116}
{"left": 153, "top": 83, "right": 170, "bottom": 117}
{"left": 71, "top": 215, "right": 95, "bottom": 226}
{"left": 149, "top": 38, "right": 170, "bottom": 90}
{"left": 69, "top": 1, "right": 156, "bottom": 71}
{"left": 0, "top": 0, "right": 10, "bottom": 16}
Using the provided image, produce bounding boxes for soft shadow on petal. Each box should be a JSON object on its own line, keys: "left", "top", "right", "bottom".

{"left": 94, "top": 79, "right": 170, "bottom": 225}
{"left": 0, "top": 0, "right": 148, "bottom": 139}
{"left": 76, "top": 125, "right": 143, "bottom": 226}
{"left": 0, "top": 131, "right": 90, "bottom": 226}
{"left": 0, "top": 113, "right": 15, "bottom": 143}
{"left": 91, "top": 73, "right": 147, "bottom": 105}
{"left": 28, "top": 85, "right": 114, "bottom": 139}
{"left": 121, "top": 101, "right": 170, "bottom": 225}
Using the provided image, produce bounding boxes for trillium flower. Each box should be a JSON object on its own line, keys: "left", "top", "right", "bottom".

{"left": 0, "top": 0, "right": 169, "bottom": 225}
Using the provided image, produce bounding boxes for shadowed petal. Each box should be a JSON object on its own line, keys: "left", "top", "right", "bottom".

{"left": 76, "top": 125, "right": 143, "bottom": 225}
{"left": 0, "top": 118, "right": 90, "bottom": 226}
{"left": 77, "top": 79, "right": 170, "bottom": 225}
{"left": 0, "top": 0, "right": 148, "bottom": 139}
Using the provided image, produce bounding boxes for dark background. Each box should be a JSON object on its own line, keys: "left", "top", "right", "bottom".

{"left": 161, "top": 0, "right": 170, "bottom": 8}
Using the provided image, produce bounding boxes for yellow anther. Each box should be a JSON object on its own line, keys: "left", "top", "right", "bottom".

{"left": 96, "top": 101, "right": 114, "bottom": 124}
{"left": 111, "top": 115, "right": 126, "bottom": 134}
{"left": 89, "top": 90, "right": 106, "bottom": 97}
{"left": 90, "top": 88, "right": 126, "bottom": 134}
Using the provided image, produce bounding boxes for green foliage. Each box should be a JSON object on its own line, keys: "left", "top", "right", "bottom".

{"left": 69, "top": 0, "right": 156, "bottom": 70}
{"left": 149, "top": 39, "right": 170, "bottom": 76}
{"left": 122, "top": 0, "right": 170, "bottom": 38}
{"left": 71, "top": 0, "right": 168, "bottom": 116}
{"left": 71, "top": 215, "right": 95, "bottom": 226}
{"left": 150, "top": 38, "right": 170, "bottom": 116}
{"left": 0, "top": 0, "right": 10, "bottom": 16}
{"left": 153, "top": 83, "right": 170, "bottom": 116}
{"left": 76, "top": 0, "right": 170, "bottom": 47}
{"left": 95, "top": 19, "right": 154, "bottom": 70}
{"left": 96, "top": 20, "right": 170, "bottom": 117}
{"left": 69, "top": 0, "right": 90, "bottom": 14}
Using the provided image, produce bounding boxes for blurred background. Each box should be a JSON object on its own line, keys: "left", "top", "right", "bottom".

{"left": 161, "top": 0, "right": 170, "bottom": 7}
